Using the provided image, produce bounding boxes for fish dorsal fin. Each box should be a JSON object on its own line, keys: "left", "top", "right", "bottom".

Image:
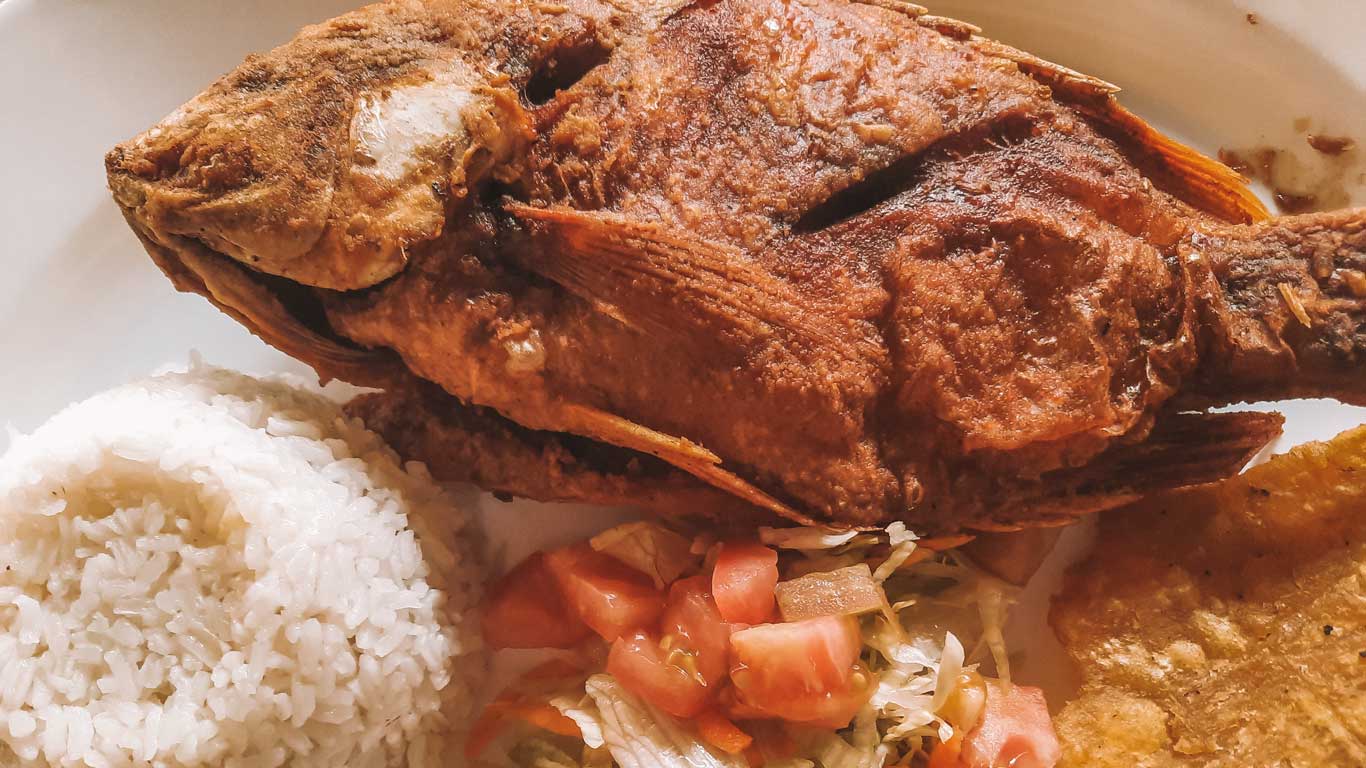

{"left": 505, "top": 204, "right": 875, "bottom": 360}
{"left": 967, "top": 38, "right": 1121, "bottom": 99}
{"left": 962, "top": 38, "right": 1268, "bottom": 225}
{"left": 1077, "top": 99, "right": 1271, "bottom": 225}
{"left": 848, "top": 0, "right": 928, "bottom": 20}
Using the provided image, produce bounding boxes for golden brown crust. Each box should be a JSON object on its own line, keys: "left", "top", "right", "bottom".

{"left": 1051, "top": 426, "right": 1366, "bottom": 767}
{"left": 1192, "top": 210, "right": 1366, "bottom": 405}
{"left": 108, "top": 0, "right": 1364, "bottom": 531}
{"left": 347, "top": 376, "right": 771, "bottom": 523}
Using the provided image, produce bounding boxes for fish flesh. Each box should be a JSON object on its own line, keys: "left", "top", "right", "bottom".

{"left": 106, "top": 0, "right": 1366, "bottom": 532}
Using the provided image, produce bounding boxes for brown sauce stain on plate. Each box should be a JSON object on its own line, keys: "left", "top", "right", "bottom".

{"left": 1220, "top": 122, "right": 1362, "bottom": 214}
{"left": 1307, "top": 134, "right": 1356, "bottom": 156}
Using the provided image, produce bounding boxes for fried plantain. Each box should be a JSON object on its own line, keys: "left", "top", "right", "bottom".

{"left": 1051, "top": 425, "right": 1366, "bottom": 767}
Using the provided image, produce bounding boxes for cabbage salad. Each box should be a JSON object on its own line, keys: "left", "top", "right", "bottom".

{"left": 468, "top": 521, "right": 1060, "bottom": 768}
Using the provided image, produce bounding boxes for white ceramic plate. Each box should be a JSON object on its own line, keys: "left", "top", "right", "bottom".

{"left": 3, "top": 0, "right": 1365, "bottom": 703}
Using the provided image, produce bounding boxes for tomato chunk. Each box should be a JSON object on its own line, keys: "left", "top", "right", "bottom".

{"left": 608, "top": 630, "right": 711, "bottom": 718}
{"left": 482, "top": 552, "right": 592, "bottom": 649}
{"left": 728, "top": 616, "right": 870, "bottom": 727}
{"left": 661, "top": 575, "right": 732, "bottom": 685}
{"left": 712, "top": 541, "right": 779, "bottom": 624}
{"left": 546, "top": 544, "right": 665, "bottom": 641}
{"left": 960, "top": 681, "right": 1060, "bottom": 768}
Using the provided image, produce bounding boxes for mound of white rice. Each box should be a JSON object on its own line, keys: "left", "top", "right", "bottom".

{"left": 0, "top": 364, "right": 483, "bottom": 767}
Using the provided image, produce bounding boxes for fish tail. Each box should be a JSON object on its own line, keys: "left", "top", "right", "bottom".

{"left": 1193, "top": 208, "right": 1366, "bottom": 405}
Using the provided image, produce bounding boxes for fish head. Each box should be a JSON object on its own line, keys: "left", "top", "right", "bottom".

{"left": 106, "top": 21, "right": 531, "bottom": 292}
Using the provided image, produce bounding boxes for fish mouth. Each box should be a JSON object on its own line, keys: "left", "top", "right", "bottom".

{"left": 115, "top": 205, "right": 400, "bottom": 387}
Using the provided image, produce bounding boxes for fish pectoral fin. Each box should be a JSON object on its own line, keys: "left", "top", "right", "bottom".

{"left": 501, "top": 203, "right": 836, "bottom": 526}
{"left": 504, "top": 203, "right": 862, "bottom": 356}
{"left": 553, "top": 401, "right": 822, "bottom": 527}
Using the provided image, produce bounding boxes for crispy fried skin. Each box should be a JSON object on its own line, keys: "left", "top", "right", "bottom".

{"left": 347, "top": 376, "right": 769, "bottom": 523}
{"left": 1051, "top": 426, "right": 1366, "bottom": 767}
{"left": 107, "top": 0, "right": 1366, "bottom": 531}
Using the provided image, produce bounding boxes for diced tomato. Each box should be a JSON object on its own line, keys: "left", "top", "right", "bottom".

{"left": 741, "top": 720, "right": 797, "bottom": 767}
{"left": 959, "top": 681, "right": 1060, "bottom": 768}
{"left": 717, "top": 684, "right": 772, "bottom": 722}
{"left": 712, "top": 541, "right": 779, "bottom": 624}
{"left": 607, "top": 630, "right": 711, "bottom": 718}
{"left": 482, "top": 552, "right": 592, "bottom": 649}
{"left": 728, "top": 616, "right": 871, "bottom": 727}
{"left": 661, "top": 575, "right": 733, "bottom": 685}
{"left": 925, "top": 733, "right": 964, "bottom": 768}
{"left": 546, "top": 544, "right": 665, "bottom": 641}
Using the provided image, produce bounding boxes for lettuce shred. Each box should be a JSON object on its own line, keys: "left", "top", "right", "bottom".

{"left": 583, "top": 675, "right": 746, "bottom": 768}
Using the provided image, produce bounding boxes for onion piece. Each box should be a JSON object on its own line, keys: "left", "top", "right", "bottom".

{"left": 591, "top": 522, "right": 698, "bottom": 588}
{"left": 774, "top": 564, "right": 887, "bottom": 621}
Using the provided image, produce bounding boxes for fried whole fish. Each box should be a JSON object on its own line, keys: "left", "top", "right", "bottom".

{"left": 106, "top": 0, "right": 1366, "bottom": 532}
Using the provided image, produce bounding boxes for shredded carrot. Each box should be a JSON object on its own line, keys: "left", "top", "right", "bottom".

{"left": 511, "top": 702, "right": 582, "bottom": 737}
{"left": 926, "top": 734, "right": 965, "bottom": 768}
{"left": 464, "top": 700, "right": 581, "bottom": 759}
{"left": 464, "top": 706, "right": 511, "bottom": 760}
{"left": 696, "top": 710, "right": 755, "bottom": 755}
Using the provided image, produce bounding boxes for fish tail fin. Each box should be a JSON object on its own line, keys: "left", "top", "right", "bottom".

{"left": 1194, "top": 209, "right": 1366, "bottom": 405}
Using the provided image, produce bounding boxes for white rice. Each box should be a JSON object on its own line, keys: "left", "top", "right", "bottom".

{"left": 0, "top": 364, "right": 483, "bottom": 767}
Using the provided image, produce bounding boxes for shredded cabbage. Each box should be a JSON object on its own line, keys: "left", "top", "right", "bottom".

{"left": 928, "top": 633, "right": 965, "bottom": 714}
{"left": 759, "top": 526, "right": 861, "bottom": 550}
{"left": 861, "top": 549, "right": 1021, "bottom": 755}
{"left": 550, "top": 694, "right": 606, "bottom": 749}
{"left": 584, "top": 675, "right": 746, "bottom": 768}
{"left": 494, "top": 527, "right": 1022, "bottom": 768}
{"left": 886, "top": 522, "right": 915, "bottom": 547}
{"left": 974, "top": 577, "right": 1013, "bottom": 686}
{"left": 872, "top": 523, "right": 919, "bottom": 582}
{"left": 803, "top": 707, "right": 889, "bottom": 768}
{"left": 510, "top": 739, "right": 585, "bottom": 768}
{"left": 591, "top": 522, "right": 698, "bottom": 588}
{"left": 764, "top": 761, "right": 815, "bottom": 768}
